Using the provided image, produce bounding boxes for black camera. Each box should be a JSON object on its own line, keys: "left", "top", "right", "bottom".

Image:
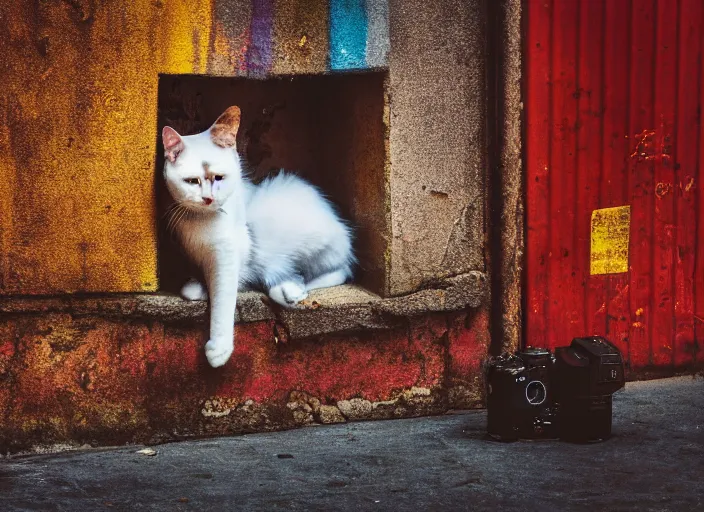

{"left": 486, "top": 336, "right": 625, "bottom": 442}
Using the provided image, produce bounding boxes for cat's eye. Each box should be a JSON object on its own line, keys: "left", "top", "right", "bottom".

{"left": 214, "top": 175, "right": 224, "bottom": 181}
{"left": 184, "top": 178, "right": 201, "bottom": 185}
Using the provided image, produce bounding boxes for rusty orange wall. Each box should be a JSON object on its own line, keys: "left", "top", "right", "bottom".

{"left": 525, "top": 0, "right": 704, "bottom": 369}
{"left": 0, "top": 0, "right": 389, "bottom": 295}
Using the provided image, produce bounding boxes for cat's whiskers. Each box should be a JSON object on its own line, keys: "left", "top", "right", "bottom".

{"left": 161, "top": 202, "right": 182, "bottom": 221}
{"left": 162, "top": 203, "right": 186, "bottom": 235}
{"left": 165, "top": 204, "right": 188, "bottom": 234}
{"left": 164, "top": 205, "right": 177, "bottom": 232}
{"left": 173, "top": 208, "right": 190, "bottom": 233}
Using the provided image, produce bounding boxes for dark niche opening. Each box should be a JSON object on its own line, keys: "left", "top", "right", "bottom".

{"left": 155, "top": 72, "right": 389, "bottom": 297}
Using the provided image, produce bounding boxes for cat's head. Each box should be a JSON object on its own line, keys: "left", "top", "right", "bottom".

{"left": 161, "top": 106, "right": 243, "bottom": 211}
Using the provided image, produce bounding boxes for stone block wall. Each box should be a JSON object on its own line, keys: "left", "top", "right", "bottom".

{"left": 0, "top": 0, "right": 493, "bottom": 452}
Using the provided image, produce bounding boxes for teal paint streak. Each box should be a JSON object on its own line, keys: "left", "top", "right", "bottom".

{"left": 330, "top": 0, "right": 368, "bottom": 70}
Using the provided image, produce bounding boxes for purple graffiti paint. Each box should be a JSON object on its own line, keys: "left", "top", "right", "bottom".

{"left": 246, "top": 0, "right": 274, "bottom": 76}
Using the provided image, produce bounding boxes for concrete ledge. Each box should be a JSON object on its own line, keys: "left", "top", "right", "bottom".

{"left": 0, "top": 271, "right": 487, "bottom": 340}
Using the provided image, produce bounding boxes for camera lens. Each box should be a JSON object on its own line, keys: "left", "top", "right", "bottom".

{"left": 525, "top": 380, "right": 547, "bottom": 405}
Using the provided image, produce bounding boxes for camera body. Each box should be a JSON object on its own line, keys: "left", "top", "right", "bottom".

{"left": 486, "top": 336, "right": 625, "bottom": 442}
{"left": 486, "top": 347, "right": 558, "bottom": 440}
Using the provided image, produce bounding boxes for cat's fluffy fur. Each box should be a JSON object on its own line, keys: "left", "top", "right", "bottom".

{"left": 162, "top": 106, "right": 354, "bottom": 367}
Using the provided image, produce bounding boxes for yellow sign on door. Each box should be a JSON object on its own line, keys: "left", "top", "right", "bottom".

{"left": 590, "top": 206, "right": 631, "bottom": 275}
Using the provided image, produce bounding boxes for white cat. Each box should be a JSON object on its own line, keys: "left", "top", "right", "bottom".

{"left": 161, "top": 106, "right": 355, "bottom": 368}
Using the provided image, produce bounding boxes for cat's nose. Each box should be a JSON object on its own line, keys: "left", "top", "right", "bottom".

{"left": 203, "top": 197, "right": 213, "bottom": 205}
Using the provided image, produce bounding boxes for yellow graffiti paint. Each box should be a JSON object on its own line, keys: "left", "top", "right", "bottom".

{"left": 590, "top": 206, "right": 631, "bottom": 275}
{"left": 158, "top": 0, "right": 214, "bottom": 75}
{"left": 0, "top": 0, "right": 217, "bottom": 294}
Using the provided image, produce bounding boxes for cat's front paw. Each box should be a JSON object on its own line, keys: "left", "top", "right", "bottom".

{"left": 205, "top": 338, "right": 234, "bottom": 368}
{"left": 181, "top": 279, "right": 208, "bottom": 301}
{"left": 268, "top": 281, "right": 309, "bottom": 307}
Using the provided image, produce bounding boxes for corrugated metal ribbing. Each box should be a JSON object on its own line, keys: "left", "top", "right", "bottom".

{"left": 525, "top": 0, "right": 703, "bottom": 369}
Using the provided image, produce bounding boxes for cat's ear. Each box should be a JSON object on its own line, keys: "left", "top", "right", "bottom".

{"left": 162, "top": 126, "right": 184, "bottom": 163}
{"left": 210, "top": 106, "right": 241, "bottom": 148}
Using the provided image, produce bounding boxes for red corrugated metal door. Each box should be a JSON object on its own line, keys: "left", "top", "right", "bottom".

{"left": 525, "top": 0, "right": 704, "bottom": 369}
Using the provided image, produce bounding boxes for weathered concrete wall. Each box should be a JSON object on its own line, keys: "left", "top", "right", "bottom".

{"left": 387, "top": 0, "right": 487, "bottom": 295}
{"left": 0, "top": 299, "right": 489, "bottom": 453}
{"left": 498, "top": 0, "right": 523, "bottom": 354}
{"left": 0, "top": 1, "right": 492, "bottom": 451}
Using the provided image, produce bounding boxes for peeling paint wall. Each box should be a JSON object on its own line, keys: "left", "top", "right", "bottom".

{"left": 0, "top": 1, "right": 492, "bottom": 450}
{"left": 0, "top": 307, "right": 489, "bottom": 453}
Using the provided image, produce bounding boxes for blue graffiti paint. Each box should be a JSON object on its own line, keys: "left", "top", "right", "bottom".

{"left": 329, "top": 0, "right": 368, "bottom": 70}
